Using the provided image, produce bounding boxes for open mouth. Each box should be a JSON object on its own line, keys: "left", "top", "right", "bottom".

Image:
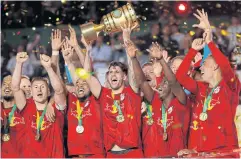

{"left": 111, "top": 77, "right": 118, "bottom": 85}
{"left": 78, "top": 88, "right": 84, "bottom": 94}
{"left": 37, "top": 93, "right": 43, "bottom": 97}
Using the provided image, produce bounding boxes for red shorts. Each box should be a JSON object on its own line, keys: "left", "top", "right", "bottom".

{"left": 106, "top": 149, "right": 143, "bottom": 158}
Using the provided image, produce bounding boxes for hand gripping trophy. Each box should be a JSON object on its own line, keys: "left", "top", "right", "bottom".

{"left": 80, "top": 3, "right": 139, "bottom": 42}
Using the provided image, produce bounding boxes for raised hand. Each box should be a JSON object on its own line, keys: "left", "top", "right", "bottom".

{"left": 192, "top": 9, "right": 211, "bottom": 30}
{"left": 81, "top": 35, "right": 93, "bottom": 51}
{"left": 62, "top": 41, "right": 74, "bottom": 62}
{"left": 146, "top": 42, "right": 163, "bottom": 60}
{"left": 65, "top": 25, "right": 78, "bottom": 48}
{"left": 192, "top": 38, "right": 205, "bottom": 51}
{"left": 162, "top": 50, "right": 171, "bottom": 63}
{"left": 40, "top": 54, "right": 52, "bottom": 69}
{"left": 123, "top": 40, "right": 138, "bottom": 58}
{"left": 51, "top": 29, "right": 64, "bottom": 51}
{"left": 120, "top": 20, "right": 138, "bottom": 45}
{"left": 203, "top": 28, "right": 212, "bottom": 44}
{"left": 16, "top": 52, "right": 29, "bottom": 63}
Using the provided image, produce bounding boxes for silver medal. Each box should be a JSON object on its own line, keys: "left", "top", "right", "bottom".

{"left": 76, "top": 125, "right": 84, "bottom": 134}
{"left": 116, "top": 115, "right": 125, "bottom": 122}
{"left": 199, "top": 112, "right": 208, "bottom": 121}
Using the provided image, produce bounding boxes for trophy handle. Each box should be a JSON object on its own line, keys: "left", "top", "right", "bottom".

{"left": 80, "top": 22, "right": 105, "bottom": 42}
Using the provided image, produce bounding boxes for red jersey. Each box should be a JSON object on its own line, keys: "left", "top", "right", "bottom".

{"left": 176, "top": 42, "right": 240, "bottom": 154}
{"left": 98, "top": 86, "right": 142, "bottom": 152}
{"left": 20, "top": 98, "right": 65, "bottom": 158}
{"left": 67, "top": 93, "right": 105, "bottom": 156}
{"left": 1, "top": 102, "right": 26, "bottom": 158}
{"left": 142, "top": 93, "right": 190, "bottom": 157}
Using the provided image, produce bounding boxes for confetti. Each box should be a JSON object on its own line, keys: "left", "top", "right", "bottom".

{"left": 56, "top": 17, "right": 60, "bottom": 22}
{"left": 17, "top": 31, "right": 21, "bottom": 35}
{"left": 81, "top": 6, "right": 84, "bottom": 9}
{"left": 189, "top": 31, "right": 195, "bottom": 36}
{"left": 75, "top": 68, "right": 93, "bottom": 80}
{"left": 5, "top": 12, "right": 8, "bottom": 16}
{"left": 61, "top": 0, "right": 66, "bottom": 4}
{"left": 221, "top": 29, "right": 228, "bottom": 36}
{"left": 32, "top": 27, "right": 36, "bottom": 31}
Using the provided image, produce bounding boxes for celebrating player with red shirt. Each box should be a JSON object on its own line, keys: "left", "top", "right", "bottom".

{"left": 11, "top": 52, "right": 66, "bottom": 158}
{"left": 127, "top": 40, "right": 190, "bottom": 157}
{"left": 1, "top": 75, "right": 26, "bottom": 158}
{"left": 61, "top": 40, "right": 105, "bottom": 158}
{"left": 177, "top": 9, "right": 240, "bottom": 157}
{"left": 82, "top": 40, "right": 143, "bottom": 157}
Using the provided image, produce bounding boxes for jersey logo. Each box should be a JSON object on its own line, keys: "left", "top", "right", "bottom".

{"left": 10, "top": 115, "right": 25, "bottom": 127}
{"left": 31, "top": 116, "right": 52, "bottom": 130}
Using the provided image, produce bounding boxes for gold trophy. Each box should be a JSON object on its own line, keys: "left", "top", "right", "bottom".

{"left": 80, "top": 3, "right": 139, "bottom": 42}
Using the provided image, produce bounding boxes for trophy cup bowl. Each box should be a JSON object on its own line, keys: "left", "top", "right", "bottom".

{"left": 80, "top": 3, "right": 139, "bottom": 42}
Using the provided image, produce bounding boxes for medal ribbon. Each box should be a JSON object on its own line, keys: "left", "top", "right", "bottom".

{"left": 114, "top": 100, "right": 123, "bottom": 116}
{"left": 162, "top": 104, "right": 167, "bottom": 133}
{"left": 76, "top": 100, "right": 83, "bottom": 126}
{"left": 111, "top": 92, "right": 123, "bottom": 116}
{"left": 146, "top": 102, "right": 153, "bottom": 119}
{"left": 4, "top": 104, "right": 17, "bottom": 134}
{"left": 36, "top": 106, "right": 47, "bottom": 135}
{"left": 8, "top": 104, "right": 17, "bottom": 126}
{"left": 202, "top": 82, "right": 220, "bottom": 114}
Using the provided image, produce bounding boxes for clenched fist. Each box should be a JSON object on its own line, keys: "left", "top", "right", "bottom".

{"left": 40, "top": 54, "right": 52, "bottom": 69}
{"left": 16, "top": 52, "right": 28, "bottom": 64}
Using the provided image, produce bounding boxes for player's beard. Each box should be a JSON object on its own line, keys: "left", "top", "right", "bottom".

{"left": 78, "top": 92, "right": 92, "bottom": 102}
{"left": 3, "top": 96, "right": 14, "bottom": 102}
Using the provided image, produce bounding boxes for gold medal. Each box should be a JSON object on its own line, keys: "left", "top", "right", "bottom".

{"left": 76, "top": 125, "right": 84, "bottom": 134}
{"left": 147, "top": 118, "right": 154, "bottom": 125}
{"left": 35, "top": 133, "right": 41, "bottom": 141}
{"left": 199, "top": 112, "right": 208, "bottom": 121}
{"left": 163, "top": 132, "right": 168, "bottom": 141}
{"left": 2, "top": 134, "right": 10, "bottom": 142}
{"left": 116, "top": 115, "right": 125, "bottom": 123}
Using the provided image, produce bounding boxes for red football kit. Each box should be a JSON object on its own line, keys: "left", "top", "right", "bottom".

{"left": 142, "top": 93, "right": 190, "bottom": 157}
{"left": 98, "top": 86, "right": 143, "bottom": 158}
{"left": 67, "top": 93, "right": 105, "bottom": 157}
{"left": 1, "top": 102, "right": 26, "bottom": 158}
{"left": 20, "top": 98, "right": 65, "bottom": 158}
{"left": 176, "top": 42, "right": 240, "bottom": 156}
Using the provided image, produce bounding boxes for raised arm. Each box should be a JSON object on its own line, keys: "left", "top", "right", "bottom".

{"left": 205, "top": 29, "right": 239, "bottom": 91}
{"left": 83, "top": 47, "right": 102, "bottom": 98}
{"left": 11, "top": 52, "right": 27, "bottom": 111}
{"left": 40, "top": 54, "right": 66, "bottom": 108}
{"left": 51, "top": 29, "right": 64, "bottom": 79}
{"left": 148, "top": 43, "right": 187, "bottom": 105}
{"left": 120, "top": 21, "right": 139, "bottom": 93}
{"left": 193, "top": 9, "right": 240, "bottom": 91}
{"left": 125, "top": 40, "right": 154, "bottom": 103}
{"left": 176, "top": 39, "right": 205, "bottom": 94}
{"left": 61, "top": 41, "right": 79, "bottom": 86}
{"left": 65, "top": 25, "right": 85, "bottom": 66}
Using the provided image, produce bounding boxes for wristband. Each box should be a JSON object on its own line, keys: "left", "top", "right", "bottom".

{"left": 52, "top": 50, "right": 59, "bottom": 55}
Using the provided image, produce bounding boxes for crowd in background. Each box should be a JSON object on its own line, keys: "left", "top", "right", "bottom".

{"left": 1, "top": 1, "right": 241, "bottom": 83}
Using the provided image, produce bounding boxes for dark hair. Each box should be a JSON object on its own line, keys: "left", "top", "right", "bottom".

{"left": 108, "top": 61, "right": 128, "bottom": 75}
